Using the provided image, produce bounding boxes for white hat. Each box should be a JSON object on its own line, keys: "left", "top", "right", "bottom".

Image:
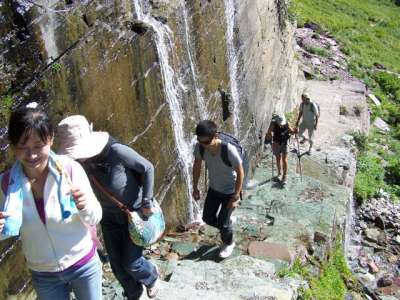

{"left": 272, "top": 114, "right": 287, "bottom": 126}
{"left": 57, "top": 115, "right": 109, "bottom": 160}
{"left": 302, "top": 91, "right": 311, "bottom": 100}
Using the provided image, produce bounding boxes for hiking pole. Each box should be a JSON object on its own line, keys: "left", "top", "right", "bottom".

{"left": 295, "top": 135, "right": 303, "bottom": 181}
{"left": 271, "top": 144, "right": 274, "bottom": 179}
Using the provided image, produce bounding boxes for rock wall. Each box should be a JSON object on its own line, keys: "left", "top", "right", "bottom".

{"left": 0, "top": 0, "right": 299, "bottom": 298}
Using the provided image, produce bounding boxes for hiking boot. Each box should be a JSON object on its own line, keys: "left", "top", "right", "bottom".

{"left": 146, "top": 277, "right": 160, "bottom": 299}
{"left": 146, "top": 265, "right": 160, "bottom": 298}
{"left": 219, "top": 242, "right": 236, "bottom": 258}
{"left": 272, "top": 174, "right": 282, "bottom": 182}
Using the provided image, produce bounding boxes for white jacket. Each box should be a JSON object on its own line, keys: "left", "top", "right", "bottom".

{"left": 0, "top": 156, "right": 102, "bottom": 272}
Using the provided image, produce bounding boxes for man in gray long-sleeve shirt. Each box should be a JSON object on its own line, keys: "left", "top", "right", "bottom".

{"left": 57, "top": 115, "right": 160, "bottom": 300}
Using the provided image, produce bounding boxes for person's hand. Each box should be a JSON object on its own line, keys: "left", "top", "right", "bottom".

{"left": 227, "top": 194, "right": 240, "bottom": 209}
{"left": 192, "top": 188, "right": 200, "bottom": 201}
{"left": 0, "top": 212, "right": 11, "bottom": 232}
{"left": 314, "top": 124, "right": 318, "bottom": 130}
{"left": 71, "top": 186, "right": 88, "bottom": 210}
{"left": 141, "top": 206, "right": 154, "bottom": 217}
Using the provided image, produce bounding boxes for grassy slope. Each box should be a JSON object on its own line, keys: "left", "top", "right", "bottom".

{"left": 293, "top": 0, "right": 400, "bottom": 75}
{"left": 292, "top": 0, "right": 400, "bottom": 202}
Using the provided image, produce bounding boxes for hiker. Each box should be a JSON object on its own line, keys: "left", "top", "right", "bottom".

{"left": 57, "top": 115, "right": 159, "bottom": 300}
{"left": 295, "top": 91, "right": 319, "bottom": 154}
{"left": 265, "top": 114, "right": 296, "bottom": 185}
{"left": 0, "top": 104, "right": 103, "bottom": 300}
{"left": 192, "top": 120, "right": 244, "bottom": 259}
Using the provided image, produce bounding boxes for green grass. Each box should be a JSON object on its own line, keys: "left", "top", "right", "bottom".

{"left": 292, "top": 0, "right": 400, "bottom": 74}
{"left": 280, "top": 239, "right": 355, "bottom": 300}
{"left": 292, "top": 0, "right": 400, "bottom": 203}
{"left": 304, "top": 45, "right": 330, "bottom": 57}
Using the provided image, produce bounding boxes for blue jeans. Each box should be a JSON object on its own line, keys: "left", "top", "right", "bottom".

{"left": 30, "top": 255, "right": 102, "bottom": 300}
{"left": 101, "top": 216, "right": 158, "bottom": 300}
{"left": 203, "top": 188, "right": 234, "bottom": 245}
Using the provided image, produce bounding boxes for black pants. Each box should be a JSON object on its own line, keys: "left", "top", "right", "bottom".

{"left": 202, "top": 188, "right": 234, "bottom": 245}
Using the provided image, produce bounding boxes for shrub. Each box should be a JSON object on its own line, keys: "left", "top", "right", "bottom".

{"left": 354, "top": 154, "right": 385, "bottom": 202}
{"left": 304, "top": 45, "right": 330, "bottom": 57}
{"left": 374, "top": 72, "right": 400, "bottom": 102}
{"left": 350, "top": 131, "right": 368, "bottom": 152}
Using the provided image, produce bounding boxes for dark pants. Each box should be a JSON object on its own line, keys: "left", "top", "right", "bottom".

{"left": 101, "top": 213, "right": 157, "bottom": 300}
{"left": 202, "top": 188, "right": 234, "bottom": 245}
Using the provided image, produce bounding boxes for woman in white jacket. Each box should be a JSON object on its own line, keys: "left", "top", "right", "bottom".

{"left": 0, "top": 103, "right": 102, "bottom": 300}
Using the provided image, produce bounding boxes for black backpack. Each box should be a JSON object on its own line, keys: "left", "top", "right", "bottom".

{"left": 199, "top": 132, "right": 249, "bottom": 187}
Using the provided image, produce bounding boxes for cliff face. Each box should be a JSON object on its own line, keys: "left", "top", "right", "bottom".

{"left": 0, "top": 0, "right": 299, "bottom": 297}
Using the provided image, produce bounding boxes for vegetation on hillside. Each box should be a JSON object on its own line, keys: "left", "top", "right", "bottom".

{"left": 292, "top": 0, "right": 400, "bottom": 203}
{"left": 279, "top": 239, "right": 356, "bottom": 300}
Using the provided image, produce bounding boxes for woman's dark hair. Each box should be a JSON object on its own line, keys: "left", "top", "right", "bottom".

{"left": 195, "top": 120, "right": 217, "bottom": 138}
{"left": 8, "top": 105, "right": 54, "bottom": 145}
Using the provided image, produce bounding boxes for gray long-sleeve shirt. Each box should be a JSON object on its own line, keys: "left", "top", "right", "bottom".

{"left": 82, "top": 137, "right": 154, "bottom": 223}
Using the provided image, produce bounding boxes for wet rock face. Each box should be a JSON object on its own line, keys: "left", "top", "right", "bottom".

{"left": 0, "top": 1, "right": 299, "bottom": 297}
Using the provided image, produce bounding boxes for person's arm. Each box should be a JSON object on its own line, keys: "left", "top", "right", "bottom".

{"left": 288, "top": 125, "right": 297, "bottom": 135}
{"left": 114, "top": 144, "right": 154, "bottom": 208}
{"left": 314, "top": 105, "right": 319, "bottom": 129}
{"left": 228, "top": 163, "right": 244, "bottom": 209}
{"left": 295, "top": 104, "right": 303, "bottom": 127}
{"left": 70, "top": 160, "right": 102, "bottom": 226}
{"left": 265, "top": 123, "right": 273, "bottom": 143}
{"left": 192, "top": 158, "right": 202, "bottom": 201}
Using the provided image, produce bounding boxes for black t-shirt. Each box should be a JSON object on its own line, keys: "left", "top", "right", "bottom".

{"left": 272, "top": 124, "right": 290, "bottom": 144}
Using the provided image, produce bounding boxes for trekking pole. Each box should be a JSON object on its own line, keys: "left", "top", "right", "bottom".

{"left": 271, "top": 144, "right": 274, "bottom": 179}
{"left": 295, "top": 135, "right": 303, "bottom": 181}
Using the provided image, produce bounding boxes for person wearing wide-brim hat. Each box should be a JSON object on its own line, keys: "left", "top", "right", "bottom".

{"left": 295, "top": 91, "right": 320, "bottom": 154}
{"left": 57, "top": 115, "right": 160, "bottom": 299}
{"left": 265, "top": 114, "right": 296, "bottom": 185}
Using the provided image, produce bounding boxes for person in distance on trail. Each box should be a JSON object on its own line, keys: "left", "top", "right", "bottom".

{"left": 265, "top": 114, "right": 296, "bottom": 185}
{"left": 192, "top": 120, "right": 244, "bottom": 259}
{"left": 295, "top": 91, "right": 319, "bottom": 154}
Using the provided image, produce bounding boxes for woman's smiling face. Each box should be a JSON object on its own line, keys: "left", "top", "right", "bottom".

{"left": 12, "top": 130, "right": 53, "bottom": 174}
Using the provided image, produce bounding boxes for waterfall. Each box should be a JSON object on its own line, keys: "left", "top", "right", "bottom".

{"left": 37, "top": 0, "right": 59, "bottom": 64}
{"left": 181, "top": 2, "right": 209, "bottom": 120}
{"left": 133, "top": 0, "right": 200, "bottom": 222}
{"left": 224, "top": 0, "right": 240, "bottom": 137}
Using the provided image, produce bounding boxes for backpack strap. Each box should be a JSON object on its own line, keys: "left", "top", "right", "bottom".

{"left": 199, "top": 144, "right": 205, "bottom": 159}
{"left": 1, "top": 170, "right": 10, "bottom": 195}
{"left": 221, "top": 142, "right": 232, "bottom": 168}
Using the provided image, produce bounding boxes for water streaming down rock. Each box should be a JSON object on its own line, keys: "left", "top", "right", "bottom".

{"left": 224, "top": 0, "right": 241, "bottom": 137}
{"left": 181, "top": 2, "right": 209, "bottom": 120}
{"left": 37, "top": 0, "right": 59, "bottom": 63}
{"left": 132, "top": 0, "right": 200, "bottom": 222}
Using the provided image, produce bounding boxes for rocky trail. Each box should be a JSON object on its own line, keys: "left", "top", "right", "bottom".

{"left": 101, "top": 35, "right": 371, "bottom": 298}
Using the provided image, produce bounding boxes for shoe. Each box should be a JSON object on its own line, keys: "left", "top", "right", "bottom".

{"left": 272, "top": 174, "right": 281, "bottom": 182}
{"left": 281, "top": 175, "right": 287, "bottom": 185}
{"left": 308, "top": 148, "right": 313, "bottom": 155}
{"left": 146, "top": 265, "right": 160, "bottom": 298}
{"left": 219, "top": 242, "right": 236, "bottom": 258}
{"left": 299, "top": 138, "right": 307, "bottom": 144}
{"left": 146, "top": 277, "right": 160, "bottom": 298}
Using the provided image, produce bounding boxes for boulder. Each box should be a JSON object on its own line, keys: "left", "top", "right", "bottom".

{"left": 248, "top": 241, "right": 293, "bottom": 263}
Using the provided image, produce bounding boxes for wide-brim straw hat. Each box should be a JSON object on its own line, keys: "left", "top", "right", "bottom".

{"left": 57, "top": 115, "right": 109, "bottom": 160}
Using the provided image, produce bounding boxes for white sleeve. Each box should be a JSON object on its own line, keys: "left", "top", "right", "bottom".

{"left": 69, "top": 159, "right": 102, "bottom": 225}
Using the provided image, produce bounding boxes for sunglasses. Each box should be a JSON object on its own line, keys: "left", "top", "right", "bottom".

{"left": 197, "top": 137, "right": 213, "bottom": 145}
